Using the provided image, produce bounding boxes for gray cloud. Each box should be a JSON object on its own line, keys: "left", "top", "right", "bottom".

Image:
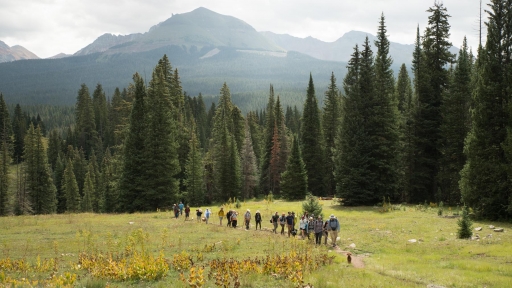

{"left": 0, "top": 0, "right": 488, "bottom": 58}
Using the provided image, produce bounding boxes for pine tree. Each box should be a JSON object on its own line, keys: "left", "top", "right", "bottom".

{"left": 24, "top": 124, "right": 57, "bottom": 214}
{"left": 12, "top": 104, "right": 26, "bottom": 163}
{"left": 259, "top": 85, "right": 276, "bottom": 195}
{"left": 395, "top": 64, "right": 415, "bottom": 202}
{"left": 92, "top": 83, "right": 108, "bottom": 150}
{"left": 412, "top": 2, "right": 454, "bottom": 203}
{"left": 302, "top": 193, "right": 323, "bottom": 217}
{"left": 211, "top": 83, "right": 242, "bottom": 201}
{"left": 462, "top": 0, "right": 512, "bottom": 219}
{"left": 0, "top": 141, "right": 9, "bottom": 216}
{"left": 336, "top": 43, "right": 377, "bottom": 205}
{"left": 144, "top": 62, "right": 180, "bottom": 210}
{"left": 300, "top": 74, "right": 325, "bottom": 196}
{"left": 438, "top": 37, "right": 472, "bottom": 204}
{"left": 184, "top": 125, "right": 205, "bottom": 206}
{"left": 54, "top": 153, "right": 66, "bottom": 213}
{"left": 63, "top": 158, "right": 80, "bottom": 213}
{"left": 281, "top": 135, "right": 308, "bottom": 200}
{"left": 457, "top": 205, "right": 473, "bottom": 239}
{"left": 322, "top": 72, "right": 341, "bottom": 197}
{"left": 101, "top": 149, "right": 117, "bottom": 213}
{"left": 0, "top": 94, "right": 12, "bottom": 146}
{"left": 269, "top": 122, "right": 282, "bottom": 195}
{"left": 119, "top": 74, "right": 147, "bottom": 212}
{"left": 372, "top": 13, "right": 400, "bottom": 201}
{"left": 241, "top": 121, "right": 258, "bottom": 199}
{"left": 82, "top": 170, "right": 94, "bottom": 212}
{"left": 75, "top": 84, "right": 98, "bottom": 158}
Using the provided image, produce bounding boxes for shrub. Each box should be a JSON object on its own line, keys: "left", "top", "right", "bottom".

{"left": 457, "top": 205, "right": 473, "bottom": 239}
{"left": 302, "top": 193, "right": 322, "bottom": 218}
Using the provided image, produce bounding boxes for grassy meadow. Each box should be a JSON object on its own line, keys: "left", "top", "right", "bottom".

{"left": 0, "top": 199, "right": 511, "bottom": 287}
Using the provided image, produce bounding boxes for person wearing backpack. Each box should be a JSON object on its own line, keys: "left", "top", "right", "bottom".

{"left": 328, "top": 214, "right": 340, "bottom": 247}
{"left": 307, "top": 216, "right": 315, "bottom": 240}
{"left": 204, "top": 208, "right": 211, "bottom": 224}
{"left": 255, "top": 210, "right": 262, "bottom": 230}
{"left": 313, "top": 216, "right": 324, "bottom": 245}
{"left": 279, "top": 213, "right": 286, "bottom": 235}
{"left": 230, "top": 211, "right": 238, "bottom": 228}
{"left": 271, "top": 212, "right": 279, "bottom": 233}
{"left": 244, "top": 209, "right": 251, "bottom": 230}
{"left": 286, "top": 212, "right": 294, "bottom": 237}
{"left": 226, "top": 210, "right": 233, "bottom": 227}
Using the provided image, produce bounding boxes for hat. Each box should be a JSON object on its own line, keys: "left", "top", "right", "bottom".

{"left": 330, "top": 214, "right": 335, "bottom": 218}
{"left": 256, "top": 210, "right": 260, "bottom": 213}
{"left": 309, "top": 217, "right": 313, "bottom": 220}
{"left": 317, "top": 216, "right": 322, "bottom": 219}
{"left": 247, "top": 209, "right": 250, "bottom": 212}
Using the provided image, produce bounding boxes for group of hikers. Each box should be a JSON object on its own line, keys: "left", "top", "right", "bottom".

{"left": 171, "top": 202, "right": 341, "bottom": 247}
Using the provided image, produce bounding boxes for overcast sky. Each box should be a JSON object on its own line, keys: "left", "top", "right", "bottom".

{"left": 0, "top": 0, "right": 488, "bottom": 59}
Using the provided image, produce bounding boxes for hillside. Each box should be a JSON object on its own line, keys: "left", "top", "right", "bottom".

{"left": 262, "top": 30, "right": 459, "bottom": 69}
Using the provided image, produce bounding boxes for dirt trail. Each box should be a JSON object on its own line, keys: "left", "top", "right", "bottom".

{"left": 335, "top": 247, "right": 365, "bottom": 268}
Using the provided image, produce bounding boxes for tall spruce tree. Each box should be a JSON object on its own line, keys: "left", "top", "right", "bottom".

{"left": 259, "top": 85, "right": 275, "bottom": 194}
{"left": 322, "top": 72, "right": 341, "bottom": 197}
{"left": 12, "top": 104, "right": 26, "bottom": 163}
{"left": 211, "top": 83, "right": 242, "bottom": 201}
{"left": 373, "top": 13, "right": 400, "bottom": 201}
{"left": 63, "top": 158, "right": 80, "bottom": 213}
{"left": 395, "top": 64, "right": 416, "bottom": 202}
{"left": 184, "top": 125, "right": 205, "bottom": 206}
{"left": 241, "top": 121, "right": 258, "bottom": 199}
{"left": 75, "top": 84, "right": 98, "bottom": 159}
{"left": 0, "top": 94, "right": 12, "bottom": 147}
{"left": 462, "top": 0, "right": 512, "bottom": 219}
{"left": 119, "top": 73, "right": 148, "bottom": 212}
{"left": 336, "top": 41, "right": 378, "bottom": 205}
{"left": 0, "top": 141, "right": 9, "bottom": 216}
{"left": 438, "top": 37, "right": 472, "bottom": 204}
{"left": 412, "top": 2, "right": 454, "bottom": 203}
{"left": 82, "top": 170, "right": 94, "bottom": 212}
{"left": 24, "top": 124, "right": 57, "bottom": 214}
{"left": 144, "top": 62, "right": 180, "bottom": 209}
{"left": 92, "top": 83, "right": 108, "bottom": 151}
{"left": 300, "top": 74, "right": 325, "bottom": 196}
{"left": 281, "top": 135, "right": 308, "bottom": 200}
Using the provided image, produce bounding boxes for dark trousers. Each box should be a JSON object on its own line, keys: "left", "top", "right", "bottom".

{"left": 255, "top": 221, "right": 261, "bottom": 230}
{"left": 280, "top": 224, "right": 285, "bottom": 234}
{"left": 315, "top": 232, "right": 323, "bottom": 244}
{"left": 232, "top": 220, "right": 237, "bottom": 228}
{"left": 245, "top": 220, "right": 250, "bottom": 229}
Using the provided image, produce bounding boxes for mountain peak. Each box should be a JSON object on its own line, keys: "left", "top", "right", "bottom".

{"left": 0, "top": 41, "right": 39, "bottom": 63}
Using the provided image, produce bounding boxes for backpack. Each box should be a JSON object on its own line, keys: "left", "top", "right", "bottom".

{"left": 329, "top": 218, "right": 338, "bottom": 230}
{"left": 255, "top": 213, "right": 261, "bottom": 221}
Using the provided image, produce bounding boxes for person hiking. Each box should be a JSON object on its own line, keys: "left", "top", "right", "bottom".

{"left": 173, "top": 204, "right": 180, "bottom": 219}
{"left": 255, "top": 210, "right": 262, "bottom": 230}
{"left": 299, "top": 216, "right": 308, "bottom": 239}
{"left": 185, "top": 206, "right": 190, "bottom": 221}
{"left": 328, "top": 214, "right": 340, "bottom": 247}
{"left": 218, "top": 207, "right": 225, "bottom": 225}
{"left": 271, "top": 212, "right": 279, "bottom": 233}
{"left": 230, "top": 211, "right": 238, "bottom": 228}
{"left": 226, "top": 210, "right": 233, "bottom": 227}
{"left": 205, "top": 208, "right": 211, "bottom": 224}
{"left": 178, "top": 202, "right": 184, "bottom": 215}
{"left": 196, "top": 209, "right": 202, "bottom": 223}
{"left": 244, "top": 209, "right": 251, "bottom": 230}
{"left": 323, "top": 219, "right": 329, "bottom": 245}
{"left": 314, "top": 216, "right": 324, "bottom": 245}
{"left": 286, "top": 212, "right": 294, "bottom": 237}
{"left": 307, "top": 216, "right": 315, "bottom": 240}
{"left": 279, "top": 213, "right": 286, "bottom": 235}
{"left": 292, "top": 211, "right": 297, "bottom": 230}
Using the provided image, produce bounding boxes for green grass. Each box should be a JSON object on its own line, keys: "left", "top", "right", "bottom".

{"left": 0, "top": 199, "right": 511, "bottom": 287}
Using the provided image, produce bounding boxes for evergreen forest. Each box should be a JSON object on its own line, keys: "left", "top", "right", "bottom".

{"left": 0, "top": 1, "right": 511, "bottom": 221}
